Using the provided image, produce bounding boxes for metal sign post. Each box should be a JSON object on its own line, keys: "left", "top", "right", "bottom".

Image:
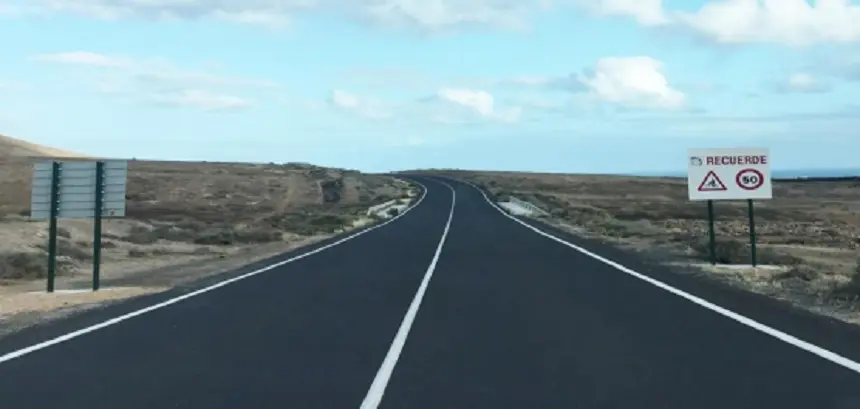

{"left": 46, "top": 162, "right": 60, "bottom": 293}
{"left": 93, "top": 161, "right": 104, "bottom": 291}
{"left": 706, "top": 200, "right": 716, "bottom": 265}
{"left": 747, "top": 199, "right": 757, "bottom": 267}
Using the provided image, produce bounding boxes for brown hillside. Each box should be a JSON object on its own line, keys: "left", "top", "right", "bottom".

{"left": 0, "top": 134, "right": 90, "bottom": 158}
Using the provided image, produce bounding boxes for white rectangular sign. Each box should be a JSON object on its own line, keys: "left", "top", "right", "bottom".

{"left": 30, "top": 160, "right": 128, "bottom": 220}
{"left": 687, "top": 148, "right": 772, "bottom": 201}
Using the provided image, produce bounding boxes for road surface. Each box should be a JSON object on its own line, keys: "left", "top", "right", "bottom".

{"left": 2, "top": 175, "right": 860, "bottom": 409}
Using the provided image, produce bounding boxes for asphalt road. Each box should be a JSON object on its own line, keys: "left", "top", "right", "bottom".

{"left": 3, "top": 175, "right": 860, "bottom": 408}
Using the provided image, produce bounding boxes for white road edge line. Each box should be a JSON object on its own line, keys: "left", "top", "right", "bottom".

{"left": 0, "top": 179, "right": 432, "bottom": 365}
{"left": 359, "top": 179, "right": 456, "bottom": 409}
{"left": 453, "top": 177, "right": 860, "bottom": 376}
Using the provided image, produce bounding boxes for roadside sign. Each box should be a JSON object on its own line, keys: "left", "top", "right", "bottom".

{"left": 29, "top": 160, "right": 128, "bottom": 293}
{"left": 687, "top": 148, "right": 771, "bottom": 201}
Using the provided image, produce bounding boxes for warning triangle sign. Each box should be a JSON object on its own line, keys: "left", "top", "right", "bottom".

{"left": 697, "top": 170, "right": 727, "bottom": 192}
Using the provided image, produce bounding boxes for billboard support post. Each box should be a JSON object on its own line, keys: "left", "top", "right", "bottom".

{"left": 747, "top": 199, "right": 757, "bottom": 267}
{"left": 46, "top": 161, "right": 60, "bottom": 293}
{"left": 706, "top": 200, "right": 717, "bottom": 265}
{"left": 92, "top": 161, "right": 105, "bottom": 291}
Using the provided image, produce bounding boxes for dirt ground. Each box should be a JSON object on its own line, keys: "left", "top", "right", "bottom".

{"left": 0, "top": 137, "right": 416, "bottom": 332}
{"left": 426, "top": 170, "right": 860, "bottom": 325}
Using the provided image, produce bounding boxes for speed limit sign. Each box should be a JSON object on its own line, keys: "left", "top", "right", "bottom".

{"left": 735, "top": 168, "right": 764, "bottom": 190}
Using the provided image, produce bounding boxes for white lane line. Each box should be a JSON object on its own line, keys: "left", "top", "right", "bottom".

{"left": 359, "top": 179, "right": 456, "bottom": 409}
{"left": 452, "top": 176, "right": 860, "bottom": 375}
{"left": 0, "top": 180, "right": 432, "bottom": 365}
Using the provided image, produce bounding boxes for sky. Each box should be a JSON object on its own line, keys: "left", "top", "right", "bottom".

{"left": 0, "top": 0, "right": 859, "bottom": 174}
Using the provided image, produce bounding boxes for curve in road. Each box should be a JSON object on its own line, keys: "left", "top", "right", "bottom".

{"left": 1, "top": 175, "right": 860, "bottom": 409}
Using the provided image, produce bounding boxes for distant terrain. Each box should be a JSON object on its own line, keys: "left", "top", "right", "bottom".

{"left": 418, "top": 169, "right": 860, "bottom": 326}
{"left": 0, "top": 135, "right": 416, "bottom": 334}
{"left": 0, "top": 134, "right": 90, "bottom": 158}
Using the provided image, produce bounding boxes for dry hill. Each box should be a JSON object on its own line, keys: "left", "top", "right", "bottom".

{"left": 0, "top": 134, "right": 90, "bottom": 158}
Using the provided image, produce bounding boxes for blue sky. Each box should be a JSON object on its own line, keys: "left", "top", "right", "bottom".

{"left": 1, "top": 0, "right": 859, "bottom": 173}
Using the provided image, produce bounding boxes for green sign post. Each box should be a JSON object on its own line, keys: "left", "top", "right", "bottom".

{"left": 706, "top": 199, "right": 717, "bottom": 265}
{"left": 747, "top": 199, "right": 757, "bottom": 267}
{"left": 92, "top": 161, "right": 105, "bottom": 291}
{"left": 46, "top": 161, "right": 60, "bottom": 293}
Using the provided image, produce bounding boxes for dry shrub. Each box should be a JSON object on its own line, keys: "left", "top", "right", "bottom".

{"left": 37, "top": 238, "right": 92, "bottom": 261}
{"left": 601, "top": 219, "right": 662, "bottom": 238}
{"left": 193, "top": 227, "right": 282, "bottom": 246}
{"left": 0, "top": 252, "right": 45, "bottom": 279}
{"left": 832, "top": 258, "right": 860, "bottom": 299}
{"left": 0, "top": 251, "right": 74, "bottom": 279}
{"left": 57, "top": 227, "right": 72, "bottom": 239}
{"left": 124, "top": 225, "right": 159, "bottom": 245}
{"left": 775, "top": 265, "right": 820, "bottom": 282}
{"left": 690, "top": 238, "right": 803, "bottom": 265}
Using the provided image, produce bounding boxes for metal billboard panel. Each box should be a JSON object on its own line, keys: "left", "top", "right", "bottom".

{"left": 687, "top": 148, "right": 772, "bottom": 201}
{"left": 30, "top": 160, "right": 128, "bottom": 220}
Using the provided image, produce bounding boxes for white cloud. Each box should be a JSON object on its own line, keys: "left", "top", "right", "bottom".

{"left": 35, "top": 51, "right": 277, "bottom": 110}
{"left": 336, "top": 67, "right": 434, "bottom": 88}
{"left": 436, "top": 88, "right": 521, "bottom": 122}
{"left": 437, "top": 88, "right": 495, "bottom": 116}
{"left": 325, "top": 87, "right": 521, "bottom": 124}
{"left": 0, "top": 80, "right": 27, "bottom": 90}
{"left": 580, "top": 56, "right": 685, "bottom": 110}
{"left": 673, "top": 0, "right": 860, "bottom": 45}
{"left": 13, "top": 0, "right": 860, "bottom": 44}
{"left": 34, "top": 51, "right": 131, "bottom": 68}
{"left": 588, "top": 0, "right": 860, "bottom": 45}
{"left": 0, "top": 4, "right": 20, "bottom": 15}
{"left": 582, "top": 0, "right": 667, "bottom": 25}
{"left": 210, "top": 9, "right": 291, "bottom": 29}
{"left": 329, "top": 89, "right": 391, "bottom": 119}
{"left": 774, "top": 73, "right": 831, "bottom": 93}
{"left": 135, "top": 71, "right": 279, "bottom": 91}
{"left": 150, "top": 90, "right": 252, "bottom": 111}
{"left": 9, "top": 0, "right": 550, "bottom": 31}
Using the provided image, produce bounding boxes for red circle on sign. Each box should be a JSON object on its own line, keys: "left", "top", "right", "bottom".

{"left": 735, "top": 168, "right": 764, "bottom": 190}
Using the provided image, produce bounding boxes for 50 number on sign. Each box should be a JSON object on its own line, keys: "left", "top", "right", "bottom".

{"left": 736, "top": 168, "right": 764, "bottom": 190}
